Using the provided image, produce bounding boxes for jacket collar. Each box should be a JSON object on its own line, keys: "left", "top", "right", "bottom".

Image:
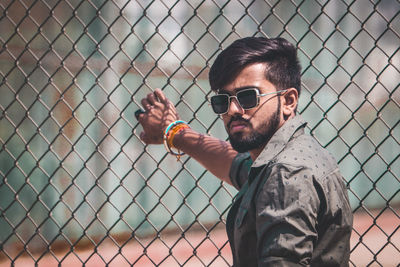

{"left": 252, "top": 115, "right": 307, "bottom": 167}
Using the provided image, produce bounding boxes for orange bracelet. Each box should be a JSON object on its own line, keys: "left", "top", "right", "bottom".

{"left": 167, "top": 123, "right": 189, "bottom": 149}
{"left": 163, "top": 121, "right": 190, "bottom": 161}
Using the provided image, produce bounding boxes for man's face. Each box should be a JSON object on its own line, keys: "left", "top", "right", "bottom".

{"left": 219, "top": 63, "right": 283, "bottom": 154}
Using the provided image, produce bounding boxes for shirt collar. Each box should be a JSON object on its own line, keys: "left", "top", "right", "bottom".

{"left": 252, "top": 115, "right": 307, "bottom": 167}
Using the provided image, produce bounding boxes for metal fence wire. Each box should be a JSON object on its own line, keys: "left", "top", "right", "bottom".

{"left": 0, "top": 0, "right": 399, "bottom": 266}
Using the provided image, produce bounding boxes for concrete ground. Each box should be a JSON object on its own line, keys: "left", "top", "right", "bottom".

{"left": 1, "top": 209, "right": 399, "bottom": 266}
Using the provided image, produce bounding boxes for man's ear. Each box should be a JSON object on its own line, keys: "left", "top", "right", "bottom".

{"left": 282, "top": 88, "right": 298, "bottom": 119}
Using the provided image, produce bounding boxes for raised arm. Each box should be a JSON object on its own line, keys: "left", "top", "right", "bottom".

{"left": 136, "top": 89, "right": 238, "bottom": 185}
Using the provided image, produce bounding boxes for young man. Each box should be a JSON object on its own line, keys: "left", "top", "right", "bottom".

{"left": 136, "top": 37, "right": 353, "bottom": 266}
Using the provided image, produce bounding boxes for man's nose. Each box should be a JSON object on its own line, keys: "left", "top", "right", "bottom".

{"left": 227, "top": 96, "right": 245, "bottom": 116}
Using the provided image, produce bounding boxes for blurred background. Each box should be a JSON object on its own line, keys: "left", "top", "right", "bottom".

{"left": 0, "top": 0, "right": 399, "bottom": 266}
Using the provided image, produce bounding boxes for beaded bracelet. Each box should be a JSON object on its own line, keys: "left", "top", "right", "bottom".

{"left": 163, "top": 120, "right": 189, "bottom": 160}
{"left": 167, "top": 123, "right": 189, "bottom": 149}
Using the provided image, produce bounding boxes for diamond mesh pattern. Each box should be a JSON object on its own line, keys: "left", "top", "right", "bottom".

{"left": 0, "top": 0, "right": 399, "bottom": 266}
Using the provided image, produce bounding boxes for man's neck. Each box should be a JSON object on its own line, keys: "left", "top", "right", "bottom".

{"left": 249, "top": 146, "right": 265, "bottom": 161}
{"left": 248, "top": 113, "right": 296, "bottom": 161}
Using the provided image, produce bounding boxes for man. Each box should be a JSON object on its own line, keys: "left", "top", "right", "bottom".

{"left": 136, "top": 37, "right": 353, "bottom": 266}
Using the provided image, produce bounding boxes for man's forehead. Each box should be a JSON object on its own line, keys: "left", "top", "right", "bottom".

{"left": 218, "top": 63, "right": 269, "bottom": 92}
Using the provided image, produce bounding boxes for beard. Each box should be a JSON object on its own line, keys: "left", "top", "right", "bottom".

{"left": 228, "top": 103, "right": 281, "bottom": 153}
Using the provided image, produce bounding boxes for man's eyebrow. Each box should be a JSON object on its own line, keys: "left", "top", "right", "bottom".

{"left": 218, "top": 86, "right": 258, "bottom": 94}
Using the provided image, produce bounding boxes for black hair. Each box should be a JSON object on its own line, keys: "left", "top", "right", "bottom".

{"left": 209, "top": 37, "right": 301, "bottom": 95}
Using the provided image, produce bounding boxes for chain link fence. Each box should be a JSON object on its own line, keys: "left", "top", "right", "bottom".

{"left": 0, "top": 0, "right": 399, "bottom": 266}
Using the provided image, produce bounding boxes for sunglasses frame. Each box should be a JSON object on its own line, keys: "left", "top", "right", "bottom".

{"left": 209, "top": 88, "right": 288, "bottom": 115}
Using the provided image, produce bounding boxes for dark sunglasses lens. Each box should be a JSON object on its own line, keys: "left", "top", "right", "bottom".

{"left": 211, "top": 95, "right": 229, "bottom": 114}
{"left": 237, "top": 89, "right": 258, "bottom": 109}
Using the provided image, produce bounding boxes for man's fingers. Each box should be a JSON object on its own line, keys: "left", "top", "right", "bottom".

{"left": 154, "top": 89, "right": 175, "bottom": 111}
{"left": 144, "top": 90, "right": 167, "bottom": 109}
{"left": 141, "top": 98, "right": 152, "bottom": 111}
{"left": 147, "top": 92, "right": 158, "bottom": 105}
{"left": 154, "top": 89, "right": 167, "bottom": 103}
{"left": 136, "top": 89, "right": 176, "bottom": 145}
{"left": 135, "top": 109, "right": 145, "bottom": 120}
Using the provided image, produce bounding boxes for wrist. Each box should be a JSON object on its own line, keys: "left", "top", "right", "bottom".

{"left": 163, "top": 120, "right": 190, "bottom": 160}
{"left": 171, "top": 126, "right": 192, "bottom": 149}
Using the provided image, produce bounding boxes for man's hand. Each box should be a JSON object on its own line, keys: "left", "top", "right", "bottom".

{"left": 136, "top": 89, "right": 180, "bottom": 144}
{"left": 135, "top": 88, "right": 236, "bottom": 184}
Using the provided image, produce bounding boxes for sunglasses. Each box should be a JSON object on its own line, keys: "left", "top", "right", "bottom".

{"left": 210, "top": 88, "right": 288, "bottom": 115}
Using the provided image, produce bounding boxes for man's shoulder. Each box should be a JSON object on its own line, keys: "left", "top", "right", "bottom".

{"left": 275, "top": 133, "right": 340, "bottom": 179}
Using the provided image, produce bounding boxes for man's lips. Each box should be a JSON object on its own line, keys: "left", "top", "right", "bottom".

{"left": 228, "top": 119, "right": 249, "bottom": 133}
